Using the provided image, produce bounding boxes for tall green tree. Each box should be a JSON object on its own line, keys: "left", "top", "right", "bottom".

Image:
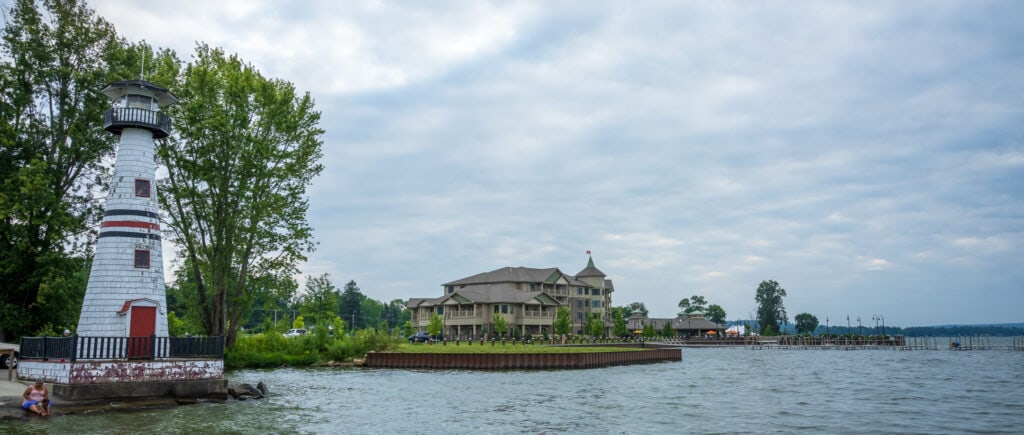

{"left": 553, "top": 306, "right": 572, "bottom": 335}
{"left": 492, "top": 312, "right": 508, "bottom": 337}
{"left": 297, "top": 274, "right": 337, "bottom": 329}
{"left": 158, "top": 44, "right": 324, "bottom": 347}
{"left": 706, "top": 304, "right": 727, "bottom": 324}
{"left": 642, "top": 324, "right": 656, "bottom": 337}
{"left": 794, "top": 313, "right": 819, "bottom": 335}
{"left": 337, "top": 280, "right": 364, "bottom": 329}
{"left": 679, "top": 295, "right": 708, "bottom": 314}
{"left": 660, "top": 321, "right": 674, "bottom": 337}
{"left": 0, "top": 0, "right": 133, "bottom": 339}
{"left": 426, "top": 313, "right": 443, "bottom": 338}
{"left": 360, "top": 298, "right": 383, "bottom": 330}
{"left": 381, "top": 299, "right": 407, "bottom": 331}
{"left": 626, "top": 302, "right": 648, "bottom": 316}
{"left": 611, "top": 309, "right": 628, "bottom": 337}
{"left": 755, "top": 280, "right": 788, "bottom": 335}
{"left": 586, "top": 313, "right": 604, "bottom": 337}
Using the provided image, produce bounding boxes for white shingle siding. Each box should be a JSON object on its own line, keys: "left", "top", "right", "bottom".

{"left": 78, "top": 125, "right": 168, "bottom": 339}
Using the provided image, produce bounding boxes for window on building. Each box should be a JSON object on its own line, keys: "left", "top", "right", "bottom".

{"left": 135, "top": 179, "right": 151, "bottom": 197}
{"left": 592, "top": 300, "right": 602, "bottom": 308}
{"left": 592, "top": 289, "right": 601, "bottom": 296}
{"left": 576, "top": 300, "right": 583, "bottom": 308}
{"left": 576, "top": 312, "right": 583, "bottom": 321}
{"left": 126, "top": 94, "right": 154, "bottom": 110}
{"left": 501, "top": 305, "right": 509, "bottom": 314}
{"left": 529, "top": 284, "right": 536, "bottom": 291}
{"left": 447, "top": 286, "right": 454, "bottom": 294}
{"left": 435, "top": 306, "right": 444, "bottom": 315}
{"left": 134, "top": 249, "right": 150, "bottom": 269}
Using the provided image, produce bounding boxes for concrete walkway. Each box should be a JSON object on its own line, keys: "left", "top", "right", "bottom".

{"left": 0, "top": 376, "right": 29, "bottom": 397}
{"left": 0, "top": 372, "right": 31, "bottom": 420}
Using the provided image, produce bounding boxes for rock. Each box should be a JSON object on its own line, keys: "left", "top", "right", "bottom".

{"left": 256, "top": 382, "right": 268, "bottom": 397}
{"left": 228, "top": 383, "right": 263, "bottom": 400}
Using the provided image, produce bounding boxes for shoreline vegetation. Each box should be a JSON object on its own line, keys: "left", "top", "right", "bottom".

{"left": 225, "top": 330, "right": 650, "bottom": 369}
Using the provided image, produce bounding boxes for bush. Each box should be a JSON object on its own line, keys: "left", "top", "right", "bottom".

{"left": 225, "top": 332, "right": 319, "bottom": 368}
{"left": 226, "top": 328, "right": 401, "bottom": 368}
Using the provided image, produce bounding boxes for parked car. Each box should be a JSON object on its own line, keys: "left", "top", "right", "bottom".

{"left": 408, "top": 332, "right": 432, "bottom": 343}
{"left": 284, "top": 328, "right": 307, "bottom": 337}
{"left": 0, "top": 350, "right": 17, "bottom": 369}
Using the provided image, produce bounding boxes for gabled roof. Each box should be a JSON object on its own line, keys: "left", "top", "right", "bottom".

{"left": 603, "top": 279, "right": 615, "bottom": 291}
{"left": 633, "top": 314, "right": 725, "bottom": 331}
{"left": 423, "top": 284, "right": 561, "bottom": 307}
{"left": 407, "top": 296, "right": 445, "bottom": 308}
{"left": 444, "top": 267, "right": 567, "bottom": 286}
{"left": 671, "top": 315, "right": 724, "bottom": 331}
{"left": 576, "top": 256, "right": 606, "bottom": 278}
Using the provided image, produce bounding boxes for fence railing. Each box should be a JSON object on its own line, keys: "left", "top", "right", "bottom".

{"left": 103, "top": 107, "right": 172, "bottom": 138}
{"left": 19, "top": 335, "right": 224, "bottom": 362}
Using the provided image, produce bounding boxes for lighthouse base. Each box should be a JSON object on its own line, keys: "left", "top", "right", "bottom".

{"left": 53, "top": 378, "right": 227, "bottom": 402}
{"left": 17, "top": 359, "right": 226, "bottom": 401}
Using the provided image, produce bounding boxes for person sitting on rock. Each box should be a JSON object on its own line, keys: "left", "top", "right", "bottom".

{"left": 23, "top": 379, "right": 51, "bottom": 416}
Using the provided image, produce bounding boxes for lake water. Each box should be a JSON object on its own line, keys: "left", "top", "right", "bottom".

{"left": 4, "top": 344, "right": 1024, "bottom": 434}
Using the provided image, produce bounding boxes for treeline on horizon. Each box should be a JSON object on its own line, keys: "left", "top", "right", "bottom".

{"left": 726, "top": 321, "right": 1024, "bottom": 337}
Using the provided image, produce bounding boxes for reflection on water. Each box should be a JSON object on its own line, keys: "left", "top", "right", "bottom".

{"left": 4, "top": 343, "right": 1024, "bottom": 434}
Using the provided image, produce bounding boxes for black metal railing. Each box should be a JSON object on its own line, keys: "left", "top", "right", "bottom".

{"left": 19, "top": 335, "right": 223, "bottom": 362}
{"left": 103, "top": 107, "right": 172, "bottom": 138}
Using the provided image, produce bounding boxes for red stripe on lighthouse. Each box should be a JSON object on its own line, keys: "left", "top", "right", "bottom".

{"left": 101, "top": 220, "right": 160, "bottom": 230}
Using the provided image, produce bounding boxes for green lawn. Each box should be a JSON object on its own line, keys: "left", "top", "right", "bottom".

{"left": 395, "top": 343, "right": 641, "bottom": 354}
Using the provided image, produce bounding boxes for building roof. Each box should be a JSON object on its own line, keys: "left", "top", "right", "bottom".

{"left": 450, "top": 286, "right": 559, "bottom": 305}
{"left": 670, "top": 315, "right": 723, "bottom": 331}
{"left": 101, "top": 80, "right": 178, "bottom": 105}
{"left": 444, "top": 266, "right": 565, "bottom": 286}
{"left": 575, "top": 256, "right": 606, "bottom": 278}
{"left": 629, "top": 312, "right": 725, "bottom": 332}
{"left": 407, "top": 296, "right": 445, "bottom": 308}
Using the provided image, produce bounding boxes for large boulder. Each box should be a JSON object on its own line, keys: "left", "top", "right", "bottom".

{"left": 228, "top": 383, "right": 264, "bottom": 400}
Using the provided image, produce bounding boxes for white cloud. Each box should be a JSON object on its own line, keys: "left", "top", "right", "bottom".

{"left": 82, "top": 0, "right": 1024, "bottom": 325}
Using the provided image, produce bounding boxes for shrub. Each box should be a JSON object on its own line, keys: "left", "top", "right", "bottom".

{"left": 226, "top": 328, "right": 401, "bottom": 368}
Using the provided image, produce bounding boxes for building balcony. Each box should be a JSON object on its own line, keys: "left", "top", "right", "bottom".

{"left": 104, "top": 107, "right": 172, "bottom": 139}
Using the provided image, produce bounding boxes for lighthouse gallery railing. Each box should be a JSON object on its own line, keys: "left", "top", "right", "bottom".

{"left": 19, "top": 335, "right": 224, "bottom": 362}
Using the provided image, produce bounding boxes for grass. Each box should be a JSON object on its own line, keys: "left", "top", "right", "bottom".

{"left": 395, "top": 342, "right": 642, "bottom": 354}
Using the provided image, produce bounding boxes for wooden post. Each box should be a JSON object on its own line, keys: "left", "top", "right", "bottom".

{"left": 3, "top": 349, "right": 12, "bottom": 381}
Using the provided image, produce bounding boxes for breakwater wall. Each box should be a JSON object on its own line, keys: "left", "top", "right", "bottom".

{"left": 363, "top": 349, "right": 681, "bottom": 369}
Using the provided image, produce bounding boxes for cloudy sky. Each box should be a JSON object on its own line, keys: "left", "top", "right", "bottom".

{"left": 87, "top": 1, "right": 1023, "bottom": 327}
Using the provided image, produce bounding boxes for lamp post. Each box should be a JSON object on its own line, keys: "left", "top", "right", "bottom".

{"left": 872, "top": 315, "right": 879, "bottom": 336}
{"left": 880, "top": 315, "right": 886, "bottom": 338}
{"left": 826, "top": 317, "right": 829, "bottom": 336}
{"left": 857, "top": 316, "right": 862, "bottom": 336}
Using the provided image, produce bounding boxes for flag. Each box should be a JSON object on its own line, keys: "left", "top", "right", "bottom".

{"left": 586, "top": 250, "right": 590, "bottom": 255}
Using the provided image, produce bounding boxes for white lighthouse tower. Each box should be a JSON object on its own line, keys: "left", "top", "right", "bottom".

{"left": 77, "top": 80, "right": 176, "bottom": 348}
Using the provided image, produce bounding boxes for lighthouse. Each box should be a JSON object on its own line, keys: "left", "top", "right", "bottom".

{"left": 17, "top": 79, "right": 225, "bottom": 401}
{"left": 76, "top": 80, "right": 176, "bottom": 349}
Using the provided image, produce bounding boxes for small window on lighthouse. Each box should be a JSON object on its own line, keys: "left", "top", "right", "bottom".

{"left": 134, "top": 249, "right": 151, "bottom": 269}
{"left": 135, "top": 179, "right": 151, "bottom": 197}
{"left": 127, "top": 94, "right": 154, "bottom": 110}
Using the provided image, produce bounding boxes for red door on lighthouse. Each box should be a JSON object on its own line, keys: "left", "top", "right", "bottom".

{"left": 128, "top": 306, "right": 156, "bottom": 358}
